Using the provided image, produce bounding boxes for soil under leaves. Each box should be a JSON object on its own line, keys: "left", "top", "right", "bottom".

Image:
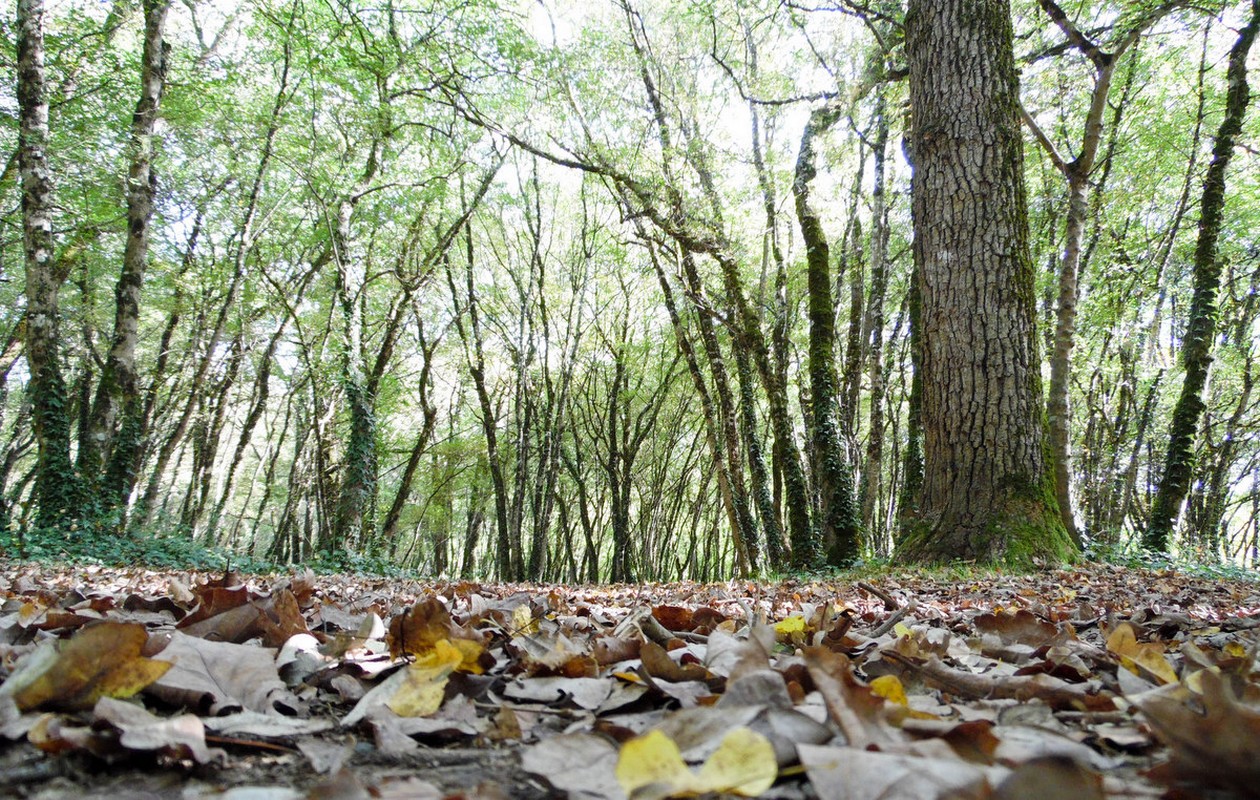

{"left": 1, "top": 561, "right": 1259, "bottom": 799}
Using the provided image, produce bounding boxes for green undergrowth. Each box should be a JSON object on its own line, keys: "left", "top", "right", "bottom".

{"left": 770, "top": 546, "right": 1258, "bottom": 585}
{"left": 1, "top": 523, "right": 1255, "bottom": 584}
{"left": 0, "top": 524, "right": 413, "bottom": 578}
{"left": 1082, "top": 540, "right": 1259, "bottom": 582}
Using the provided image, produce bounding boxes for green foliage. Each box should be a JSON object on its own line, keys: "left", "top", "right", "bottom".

{"left": 305, "top": 548, "right": 413, "bottom": 578}
{"left": 1084, "top": 539, "right": 1260, "bottom": 583}
{"left": 5, "top": 0, "right": 1260, "bottom": 582}
{"left": 3, "top": 522, "right": 231, "bottom": 571}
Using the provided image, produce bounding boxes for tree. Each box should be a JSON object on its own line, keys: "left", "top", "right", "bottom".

{"left": 897, "top": 0, "right": 1075, "bottom": 564}
{"left": 16, "top": 0, "right": 79, "bottom": 529}
{"left": 1146, "top": 0, "right": 1260, "bottom": 552}
{"left": 794, "top": 100, "right": 860, "bottom": 566}
{"left": 1027, "top": 0, "right": 1183, "bottom": 546}
{"left": 79, "top": 0, "right": 171, "bottom": 515}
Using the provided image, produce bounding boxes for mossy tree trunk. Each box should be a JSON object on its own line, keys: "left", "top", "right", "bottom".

{"left": 898, "top": 0, "right": 1074, "bottom": 565}
{"left": 81, "top": 0, "right": 170, "bottom": 512}
{"left": 1146, "top": 1, "right": 1260, "bottom": 552}
{"left": 794, "top": 101, "right": 860, "bottom": 567}
{"left": 1030, "top": 0, "right": 1178, "bottom": 547}
{"left": 16, "top": 0, "right": 80, "bottom": 529}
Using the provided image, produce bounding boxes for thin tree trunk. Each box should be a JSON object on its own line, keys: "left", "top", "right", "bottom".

{"left": 1147, "top": 2, "right": 1259, "bottom": 551}
{"left": 378, "top": 322, "right": 440, "bottom": 545}
{"left": 1029, "top": 0, "right": 1168, "bottom": 546}
{"left": 862, "top": 90, "right": 891, "bottom": 543}
{"left": 643, "top": 234, "right": 756, "bottom": 572}
{"left": 448, "top": 229, "right": 511, "bottom": 579}
{"left": 794, "top": 100, "right": 860, "bottom": 566}
{"left": 82, "top": 0, "right": 170, "bottom": 510}
{"left": 17, "top": 0, "right": 79, "bottom": 528}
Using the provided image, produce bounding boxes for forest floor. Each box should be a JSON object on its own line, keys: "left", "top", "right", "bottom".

{"left": 0, "top": 561, "right": 1258, "bottom": 800}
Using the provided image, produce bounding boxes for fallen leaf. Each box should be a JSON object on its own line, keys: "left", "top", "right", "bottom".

{"left": 1106, "top": 623, "right": 1178, "bottom": 685}
{"left": 993, "top": 756, "right": 1105, "bottom": 800}
{"left": 798, "top": 743, "right": 1005, "bottom": 800}
{"left": 386, "top": 639, "right": 464, "bottom": 717}
{"left": 1134, "top": 667, "right": 1260, "bottom": 793}
{"left": 93, "top": 695, "right": 218, "bottom": 764}
{"left": 522, "top": 732, "right": 625, "bottom": 800}
{"left": 145, "top": 631, "right": 297, "bottom": 715}
{"left": 2, "top": 622, "right": 171, "bottom": 711}
{"left": 615, "top": 727, "right": 776, "bottom": 799}
{"left": 202, "top": 710, "right": 335, "bottom": 738}
{"left": 803, "top": 646, "right": 900, "bottom": 747}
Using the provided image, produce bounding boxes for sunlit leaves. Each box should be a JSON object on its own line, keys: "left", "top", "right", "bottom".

{"left": 615, "top": 727, "right": 777, "bottom": 799}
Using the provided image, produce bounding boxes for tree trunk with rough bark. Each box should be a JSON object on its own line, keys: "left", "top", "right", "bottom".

{"left": 81, "top": 0, "right": 170, "bottom": 511}
{"left": 16, "top": 0, "right": 79, "bottom": 528}
{"left": 898, "top": 0, "right": 1074, "bottom": 565}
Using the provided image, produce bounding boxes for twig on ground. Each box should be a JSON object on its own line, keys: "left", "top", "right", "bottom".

{"left": 869, "top": 600, "right": 916, "bottom": 638}
{"left": 857, "top": 581, "right": 900, "bottom": 611}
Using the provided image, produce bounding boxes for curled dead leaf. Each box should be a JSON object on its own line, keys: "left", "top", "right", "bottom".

{"left": 1, "top": 622, "right": 171, "bottom": 711}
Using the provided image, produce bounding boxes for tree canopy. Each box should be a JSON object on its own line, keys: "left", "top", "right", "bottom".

{"left": 3, "top": 0, "right": 1260, "bottom": 579}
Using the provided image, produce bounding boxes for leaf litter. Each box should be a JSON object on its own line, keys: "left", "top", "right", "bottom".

{"left": 1, "top": 562, "right": 1259, "bottom": 799}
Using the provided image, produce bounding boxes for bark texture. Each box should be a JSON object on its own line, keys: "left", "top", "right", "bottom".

{"left": 81, "top": 0, "right": 170, "bottom": 507}
{"left": 16, "top": 0, "right": 79, "bottom": 527}
{"left": 1146, "top": 1, "right": 1260, "bottom": 551}
{"left": 794, "top": 101, "right": 860, "bottom": 566}
{"left": 898, "top": 0, "right": 1073, "bottom": 564}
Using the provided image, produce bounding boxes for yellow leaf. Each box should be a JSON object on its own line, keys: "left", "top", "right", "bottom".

{"left": 616, "top": 729, "right": 693, "bottom": 797}
{"left": 448, "top": 637, "right": 486, "bottom": 674}
{"left": 4, "top": 623, "right": 172, "bottom": 711}
{"left": 1107, "top": 624, "right": 1178, "bottom": 685}
{"left": 773, "top": 617, "right": 806, "bottom": 635}
{"left": 694, "top": 727, "right": 777, "bottom": 796}
{"left": 1225, "top": 641, "right": 1247, "bottom": 659}
{"left": 868, "top": 674, "right": 937, "bottom": 720}
{"left": 386, "top": 639, "right": 464, "bottom": 717}
{"left": 616, "top": 728, "right": 777, "bottom": 799}
{"left": 870, "top": 675, "right": 908, "bottom": 706}
{"left": 511, "top": 604, "right": 538, "bottom": 636}
{"left": 893, "top": 622, "right": 913, "bottom": 639}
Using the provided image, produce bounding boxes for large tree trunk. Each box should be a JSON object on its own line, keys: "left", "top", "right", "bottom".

{"left": 17, "top": 0, "right": 80, "bottom": 528}
{"left": 1146, "top": 2, "right": 1260, "bottom": 551}
{"left": 898, "top": 0, "right": 1074, "bottom": 564}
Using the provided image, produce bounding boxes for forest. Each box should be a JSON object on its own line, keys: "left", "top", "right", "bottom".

{"left": 3, "top": 0, "right": 1260, "bottom": 581}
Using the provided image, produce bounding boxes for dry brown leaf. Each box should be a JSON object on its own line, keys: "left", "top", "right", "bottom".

{"left": 651, "top": 605, "right": 695, "bottom": 632}
{"left": 993, "top": 756, "right": 1105, "bottom": 800}
{"left": 803, "top": 646, "right": 901, "bottom": 747}
{"left": 1134, "top": 667, "right": 1260, "bottom": 793}
{"left": 387, "top": 597, "right": 454, "bottom": 659}
{"left": 2, "top": 622, "right": 171, "bottom": 711}
{"left": 640, "top": 641, "right": 713, "bottom": 683}
{"left": 885, "top": 652, "right": 1116, "bottom": 711}
{"left": 974, "top": 609, "right": 1064, "bottom": 648}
